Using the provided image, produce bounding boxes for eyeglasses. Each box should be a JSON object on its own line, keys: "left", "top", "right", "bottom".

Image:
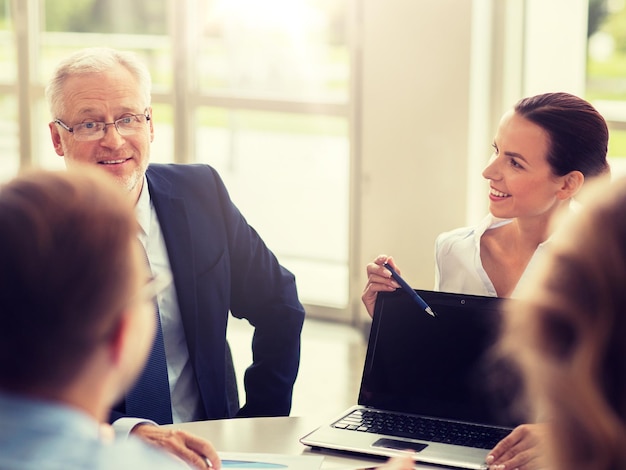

{"left": 54, "top": 110, "right": 151, "bottom": 142}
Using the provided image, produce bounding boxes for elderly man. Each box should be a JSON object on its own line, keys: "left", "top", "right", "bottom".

{"left": 45, "top": 47, "right": 305, "bottom": 464}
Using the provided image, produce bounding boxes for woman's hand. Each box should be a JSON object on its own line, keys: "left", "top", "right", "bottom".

{"left": 486, "top": 423, "right": 548, "bottom": 470}
{"left": 361, "top": 254, "right": 401, "bottom": 317}
{"left": 377, "top": 455, "right": 415, "bottom": 469}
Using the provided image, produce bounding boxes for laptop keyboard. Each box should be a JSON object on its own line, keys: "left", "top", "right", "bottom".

{"left": 332, "top": 409, "right": 511, "bottom": 450}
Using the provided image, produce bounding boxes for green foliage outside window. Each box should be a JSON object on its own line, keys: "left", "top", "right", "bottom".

{"left": 44, "top": 0, "right": 166, "bottom": 34}
{"left": 586, "top": 0, "right": 626, "bottom": 158}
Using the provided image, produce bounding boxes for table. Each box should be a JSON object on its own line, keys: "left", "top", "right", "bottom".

{"left": 170, "top": 416, "right": 448, "bottom": 469}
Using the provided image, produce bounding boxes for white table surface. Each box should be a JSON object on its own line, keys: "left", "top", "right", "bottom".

{"left": 170, "top": 415, "right": 451, "bottom": 469}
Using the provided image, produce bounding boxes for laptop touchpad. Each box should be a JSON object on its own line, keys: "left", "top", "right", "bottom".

{"left": 372, "top": 438, "right": 428, "bottom": 453}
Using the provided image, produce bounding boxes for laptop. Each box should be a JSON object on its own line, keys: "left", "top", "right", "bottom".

{"left": 300, "top": 289, "right": 523, "bottom": 469}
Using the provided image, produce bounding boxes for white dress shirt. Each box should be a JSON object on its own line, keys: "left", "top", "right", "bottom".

{"left": 434, "top": 213, "right": 550, "bottom": 298}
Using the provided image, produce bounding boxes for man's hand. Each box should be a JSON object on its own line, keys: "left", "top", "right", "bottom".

{"left": 132, "top": 423, "right": 221, "bottom": 469}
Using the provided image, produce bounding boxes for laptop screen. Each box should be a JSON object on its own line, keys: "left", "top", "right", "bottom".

{"left": 359, "top": 289, "right": 522, "bottom": 428}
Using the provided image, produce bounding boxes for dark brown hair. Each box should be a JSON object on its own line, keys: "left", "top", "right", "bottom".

{"left": 515, "top": 92, "right": 609, "bottom": 179}
{"left": 0, "top": 168, "right": 138, "bottom": 392}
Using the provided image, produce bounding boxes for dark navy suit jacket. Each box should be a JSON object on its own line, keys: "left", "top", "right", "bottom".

{"left": 111, "top": 163, "right": 305, "bottom": 421}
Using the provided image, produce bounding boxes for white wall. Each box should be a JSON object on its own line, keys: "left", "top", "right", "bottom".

{"left": 353, "top": 0, "right": 474, "bottom": 323}
{"left": 523, "top": 0, "right": 588, "bottom": 96}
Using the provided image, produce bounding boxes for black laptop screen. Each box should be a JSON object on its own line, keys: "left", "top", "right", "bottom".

{"left": 359, "top": 289, "right": 522, "bottom": 428}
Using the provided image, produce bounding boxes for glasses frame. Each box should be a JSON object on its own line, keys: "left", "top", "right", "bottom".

{"left": 54, "top": 109, "right": 151, "bottom": 141}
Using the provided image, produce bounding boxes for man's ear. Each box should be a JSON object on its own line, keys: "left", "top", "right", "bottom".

{"left": 107, "top": 313, "right": 130, "bottom": 367}
{"left": 49, "top": 122, "right": 65, "bottom": 156}
{"left": 557, "top": 170, "right": 584, "bottom": 200}
{"left": 148, "top": 106, "right": 154, "bottom": 143}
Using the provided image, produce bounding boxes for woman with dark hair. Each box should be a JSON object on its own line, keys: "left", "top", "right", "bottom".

{"left": 500, "top": 177, "right": 626, "bottom": 470}
{"left": 433, "top": 91, "right": 609, "bottom": 298}
{"left": 364, "top": 92, "right": 609, "bottom": 306}
{"left": 362, "top": 92, "right": 610, "bottom": 469}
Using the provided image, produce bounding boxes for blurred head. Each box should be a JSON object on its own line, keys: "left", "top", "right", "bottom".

{"left": 499, "top": 177, "right": 626, "bottom": 469}
{"left": 46, "top": 47, "right": 154, "bottom": 203}
{"left": 0, "top": 168, "right": 152, "bottom": 398}
{"left": 482, "top": 92, "right": 609, "bottom": 221}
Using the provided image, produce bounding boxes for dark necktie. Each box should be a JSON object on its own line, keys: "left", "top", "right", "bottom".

{"left": 125, "top": 248, "right": 173, "bottom": 425}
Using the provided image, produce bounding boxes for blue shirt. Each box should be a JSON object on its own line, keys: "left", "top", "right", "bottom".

{"left": 0, "top": 392, "right": 189, "bottom": 469}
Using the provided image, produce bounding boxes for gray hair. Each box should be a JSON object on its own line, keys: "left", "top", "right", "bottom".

{"left": 45, "top": 47, "right": 152, "bottom": 119}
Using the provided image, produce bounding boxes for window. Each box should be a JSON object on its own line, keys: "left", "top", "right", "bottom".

{"left": 191, "top": 0, "right": 351, "bottom": 310}
{"left": 0, "top": 0, "right": 17, "bottom": 180}
{"left": 4, "top": 0, "right": 352, "bottom": 318}
{"left": 586, "top": 0, "right": 626, "bottom": 175}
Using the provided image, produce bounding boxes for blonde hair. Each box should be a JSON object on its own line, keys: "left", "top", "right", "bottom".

{"left": 500, "top": 177, "right": 626, "bottom": 469}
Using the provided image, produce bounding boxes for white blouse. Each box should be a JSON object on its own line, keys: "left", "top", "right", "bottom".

{"left": 434, "top": 213, "right": 550, "bottom": 298}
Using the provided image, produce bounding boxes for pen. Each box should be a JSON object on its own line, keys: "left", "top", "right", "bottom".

{"left": 383, "top": 262, "right": 436, "bottom": 317}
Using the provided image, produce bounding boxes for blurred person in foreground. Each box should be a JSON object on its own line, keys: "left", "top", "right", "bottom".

{"left": 46, "top": 47, "right": 305, "bottom": 465}
{"left": 0, "top": 167, "right": 408, "bottom": 470}
{"left": 499, "top": 176, "right": 626, "bottom": 470}
{"left": 0, "top": 168, "right": 218, "bottom": 469}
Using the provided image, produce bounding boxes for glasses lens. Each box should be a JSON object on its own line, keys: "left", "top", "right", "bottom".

{"left": 73, "top": 122, "right": 105, "bottom": 141}
{"left": 116, "top": 115, "right": 147, "bottom": 135}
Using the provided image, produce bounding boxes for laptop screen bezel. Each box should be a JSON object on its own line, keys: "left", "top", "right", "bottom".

{"left": 358, "top": 289, "right": 521, "bottom": 429}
